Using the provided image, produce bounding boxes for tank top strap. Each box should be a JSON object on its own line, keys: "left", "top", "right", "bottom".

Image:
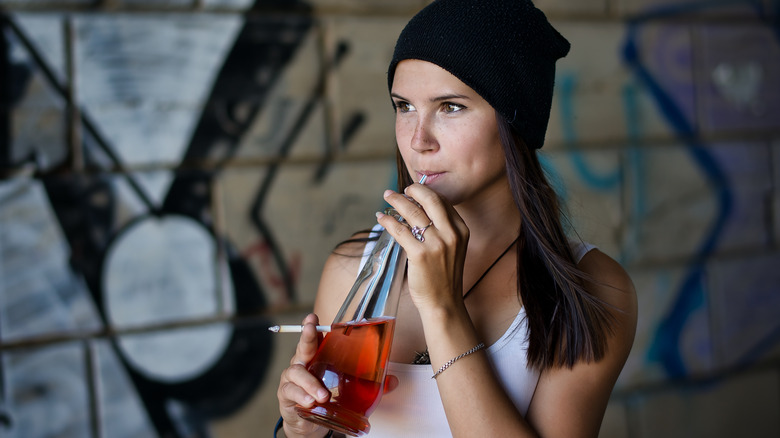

{"left": 569, "top": 239, "right": 597, "bottom": 263}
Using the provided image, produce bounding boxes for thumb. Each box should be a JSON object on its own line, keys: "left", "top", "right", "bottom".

{"left": 293, "top": 314, "right": 322, "bottom": 366}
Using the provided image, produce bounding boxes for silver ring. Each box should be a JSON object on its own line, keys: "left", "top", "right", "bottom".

{"left": 411, "top": 222, "right": 432, "bottom": 242}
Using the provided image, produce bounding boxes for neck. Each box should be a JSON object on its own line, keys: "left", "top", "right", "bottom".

{"left": 452, "top": 179, "right": 522, "bottom": 296}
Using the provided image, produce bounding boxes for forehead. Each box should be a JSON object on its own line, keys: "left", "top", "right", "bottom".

{"left": 391, "top": 59, "right": 475, "bottom": 95}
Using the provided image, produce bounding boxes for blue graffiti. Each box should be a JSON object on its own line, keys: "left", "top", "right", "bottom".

{"left": 619, "top": 0, "right": 780, "bottom": 377}
{"left": 558, "top": 74, "right": 623, "bottom": 191}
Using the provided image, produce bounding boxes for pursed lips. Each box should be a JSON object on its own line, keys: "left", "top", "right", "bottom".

{"left": 416, "top": 171, "right": 443, "bottom": 183}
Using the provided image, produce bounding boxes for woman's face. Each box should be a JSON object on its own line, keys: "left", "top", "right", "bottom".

{"left": 391, "top": 59, "right": 507, "bottom": 207}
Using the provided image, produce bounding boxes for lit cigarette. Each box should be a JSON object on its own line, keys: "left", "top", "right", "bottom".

{"left": 268, "top": 325, "right": 332, "bottom": 333}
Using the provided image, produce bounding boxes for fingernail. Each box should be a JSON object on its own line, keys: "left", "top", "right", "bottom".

{"left": 304, "top": 395, "right": 315, "bottom": 404}
{"left": 383, "top": 190, "right": 393, "bottom": 198}
{"left": 317, "top": 389, "right": 329, "bottom": 400}
{"left": 375, "top": 211, "right": 384, "bottom": 219}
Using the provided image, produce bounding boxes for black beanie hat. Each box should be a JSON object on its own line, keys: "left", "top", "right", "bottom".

{"left": 388, "top": 0, "right": 570, "bottom": 149}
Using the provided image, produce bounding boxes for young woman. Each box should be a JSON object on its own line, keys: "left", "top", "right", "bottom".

{"left": 276, "top": 0, "right": 637, "bottom": 436}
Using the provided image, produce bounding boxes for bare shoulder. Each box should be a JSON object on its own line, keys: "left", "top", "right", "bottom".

{"left": 578, "top": 249, "right": 636, "bottom": 311}
{"left": 578, "top": 248, "right": 637, "bottom": 328}
{"left": 526, "top": 249, "right": 637, "bottom": 437}
{"left": 312, "top": 231, "right": 375, "bottom": 322}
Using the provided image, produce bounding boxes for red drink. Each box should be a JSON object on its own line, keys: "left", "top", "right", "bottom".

{"left": 296, "top": 317, "right": 396, "bottom": 436}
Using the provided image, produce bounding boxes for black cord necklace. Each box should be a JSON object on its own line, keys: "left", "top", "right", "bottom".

{"left": 411, "top": 235, "right": 520, "bottom": 365}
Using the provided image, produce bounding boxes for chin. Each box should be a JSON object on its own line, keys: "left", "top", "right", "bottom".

{"left": 435, "top": 189, "right": 460, "bottom": 206}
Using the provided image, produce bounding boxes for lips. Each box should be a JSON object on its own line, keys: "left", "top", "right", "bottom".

{"left": 416, "top": 172, "right": 443, "bottom": 184}
{"left": 415, "top": 170, "right": 444, "bottom": 186}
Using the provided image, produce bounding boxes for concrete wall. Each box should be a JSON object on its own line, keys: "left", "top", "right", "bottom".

{"left": 0, "top": 0, "right": 778, "bottom": 436}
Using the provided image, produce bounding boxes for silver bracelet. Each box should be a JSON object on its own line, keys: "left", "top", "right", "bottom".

{"left": 431, "top": 342, "right": 485, "bottom": 379}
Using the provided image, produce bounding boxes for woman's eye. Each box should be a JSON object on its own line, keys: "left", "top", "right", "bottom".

{"left": 395, "top": 101, "right": 414, "bottom": 113}
{"left": 443, "top": 102, "right": 465, "bottom": 113}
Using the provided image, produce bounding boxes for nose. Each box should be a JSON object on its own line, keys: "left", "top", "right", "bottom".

{"left": 410, "top": 115, "right": 437, "bottom": 153}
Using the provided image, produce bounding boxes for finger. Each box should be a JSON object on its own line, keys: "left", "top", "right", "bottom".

{"left": 403, "top": 184, "right": 455, "bottom": 229}
{"left": 407, "top": 184, "right": 471, "bottom": 246}
{"left": 280, "top": 365, "right": 331, "bottom": 407}
{"left": 291, "top": 314, "right": 322, "bottom": 366}
{"left": 383, "top": 374, "right": 399, "bottom": 394}
{"left": 278, "top": 377, "right": 317, "bottom": 409}
{"left": 376, "top": 209, "right": 425, "bottom": 249}
{"left": 383, "top": 190, "right": 433, "bottom": 229}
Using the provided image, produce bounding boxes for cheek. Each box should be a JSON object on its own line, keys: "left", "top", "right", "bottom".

{"left": 459, "top": 127, "right": 504, "bottom": 171}
{"left": 395, "top": 118, "right": 410, "bottom": 142}
{"left": 395, "top": 118, "right": 416, "bottom": 155}
{"left": 470, "top": 119, "right": 502, "bottom": 156}
{"left": 453, "top": 129, "right": 489, "bottom": 156}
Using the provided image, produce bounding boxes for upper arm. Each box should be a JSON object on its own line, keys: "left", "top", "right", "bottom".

{"left": 526, "top": 249, "right": 637, "bottom": 438}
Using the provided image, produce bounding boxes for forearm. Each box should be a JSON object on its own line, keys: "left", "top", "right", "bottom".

{"left": 421, "top": 305, "right": 540, "bottom": 437}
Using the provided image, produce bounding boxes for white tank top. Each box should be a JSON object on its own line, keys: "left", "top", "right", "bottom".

{"left": 360, "top": 227, "right": 596, "bottom": 437}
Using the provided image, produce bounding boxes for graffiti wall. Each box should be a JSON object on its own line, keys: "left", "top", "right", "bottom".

{"left": 0, "top": 0, "right": 778, "bottom": 437}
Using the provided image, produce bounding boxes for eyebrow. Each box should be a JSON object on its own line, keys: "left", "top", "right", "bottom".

{"left": 390, "top": 92, "right": 470, "bottom": 102}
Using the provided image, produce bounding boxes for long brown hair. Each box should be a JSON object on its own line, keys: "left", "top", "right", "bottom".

{"left": 395, "top": 112, "right": 615, "bottom": 370}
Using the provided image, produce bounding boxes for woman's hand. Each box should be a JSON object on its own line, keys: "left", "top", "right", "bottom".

{"left": 276, "top": 313, "right": 331, "bottom": 438}
{"left": 376, "top": 183, "right": 470, "bottom": 312}
{"left": 276, "top": 315, "right": 399, "bottom": 437}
